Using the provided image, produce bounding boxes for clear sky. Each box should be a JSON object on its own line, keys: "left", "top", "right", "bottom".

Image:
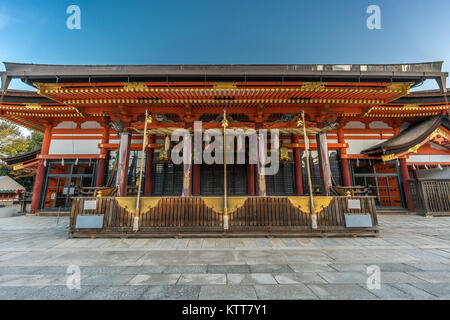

{"left": 1, "top": 0, "right": 449, "bottom": 92}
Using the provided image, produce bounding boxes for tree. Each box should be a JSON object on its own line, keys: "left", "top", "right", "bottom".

{"left": 0, "top": 120, "right": 44, "bottom": 191}
{"left": 0, "top": 120, "right": 44, "bottom": 157}
{"left": 26, "top": 131, "right": 44, "bottom": 151}
{"left": 0, "top": 120, "right": 29, "bottom": 157}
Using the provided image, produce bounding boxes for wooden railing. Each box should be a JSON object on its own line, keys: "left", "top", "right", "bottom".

{"left": 409, "top": 179, "right": 450, "bottom": 216}
{"left": 70, "top": 196, "right": 378, "bottom": 237}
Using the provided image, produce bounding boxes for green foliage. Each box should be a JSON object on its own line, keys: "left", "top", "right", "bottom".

{"left": 0, "top": 165, "right": 10, "bottom": 176}
{"left": 0, "top": 120, "right": 43, "bottom": 191}
{"left": 0, "top": 120, "right": 44, "bottom": 157}
{"left": 0, "top": 120, "right": 29, "bottom": 157}
{"left": 26, "top": 131, "right": 44, "bottom": 152}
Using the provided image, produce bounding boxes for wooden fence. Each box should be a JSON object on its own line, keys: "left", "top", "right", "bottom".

{"left": 409, "top": 179, "right": 450, "bottom": 216}
{"left": 69, "top": 196, "right": 378, "bottom": 237}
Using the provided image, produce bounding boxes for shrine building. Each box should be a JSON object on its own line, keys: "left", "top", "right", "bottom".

{"left": 1, "top": 62, "right": 449, "bottom": 236}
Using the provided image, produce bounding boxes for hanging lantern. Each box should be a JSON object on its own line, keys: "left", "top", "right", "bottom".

{"left": 280, "top": 146, "right": 290, "bottom": 164}
{"left": 158, "top": 136, "right": 171, "bottom": 162}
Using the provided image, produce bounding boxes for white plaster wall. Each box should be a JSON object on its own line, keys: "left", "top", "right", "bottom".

{"left": 54, "top": 121, "right": 77, "bottom": 129}
{"left": 80, "top": 121, "right": 102, "bottom": 129}
{"left": 49, "top": 139, "right": 101, "bottom": 155}
{"left": 344, "top": 121, "right": 365, "bottom": 129}
{"left": 369, "top": 121, "right": 391, "bottom": 129}
{"left": 346, "top": 139, "right": 385, "bottom": 154}
{"left": 407, "top": 154, "right": 450, "bottom": 163}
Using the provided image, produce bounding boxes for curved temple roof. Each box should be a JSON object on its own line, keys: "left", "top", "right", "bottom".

{"left": 1, "top": 61, "right": 448, "bottom": 92}
{"left": 362, "top": 115, "right": 450, "bottom": 160}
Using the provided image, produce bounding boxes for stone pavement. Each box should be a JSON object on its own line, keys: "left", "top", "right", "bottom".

{"left": 0, "top": 215, "right": 450, "bottom": 299}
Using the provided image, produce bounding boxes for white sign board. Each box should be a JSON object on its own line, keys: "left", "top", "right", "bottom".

{"left": 347, "top": 199, "right": 361, "bottom": 210}
{"left": 83, "top": 200, "right": 97, "bottom": 211}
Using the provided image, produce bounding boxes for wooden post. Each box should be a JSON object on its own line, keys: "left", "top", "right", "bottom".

{"left": 96, "top": 125, "right": 110, "bottom": 187}
{"left": 193, "top": 164, "right": 201, "bottom": 196}
{"left": 316, "top": 132, "right": 332, "bottom": 195}
{"left": 247, "top": 164, "right": 255, "bottom": 195}
{"left": 144, "top": 135, "right": 154, "bottom": 196}
{"left": 182, "top": 132, "right": 193, "bottom": 197}
{"left": 393, "top": 127, "right": 414, "bottom": 212}
{"left": 399, "top": 158, "right": 414, "bottom": 211}
{"left": 292, "top": 134, "right": 304, "bottom": 195}
{"left": 116, "top": 123, "right": 131, "bottom": 197}
{"left": 30, "top": 124, "right": 52, "bottom": 214}
{"left": 337, "top": 127, "right": 351, "bottom": 186}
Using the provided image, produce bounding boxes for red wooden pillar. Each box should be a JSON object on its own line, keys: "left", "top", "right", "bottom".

{"left": 399, "top": 158, "right": 414, "bottom": 211}
{"left": 193, "top": 164, "right": 201, "bottom": 195}
{"left": 393, "top": 127, "right": 414, "bottom": 211}
{"left": 144, "top": 135, "right": 154, "bottom": 196}
{"left": 96, "top": 126, "right": 109, "bottom": 187}
{"left": 116, "top": 124, "right": 131, "bottom": 197}
{"left": 292, "top": 134, "right": 304, "bottom": 195}
{"left": 247, "top": 164, "right": 255, "bottom": 195}
{"left": 337, "top": 127, "right": 351, "bottom": 186}
{"left": 316, "top": 132, "right": 332, "bottom": 195}
{"left": 30, "top": 124, "right": 52, "bottom": 214}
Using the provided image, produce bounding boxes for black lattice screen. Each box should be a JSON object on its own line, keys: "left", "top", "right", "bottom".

{"left": 265, "top": 163, "right": 296, "bottom": 195}
{"left": 152, "top": 163, "right": 183, "bottom": 196}
{"left": 200, "top": 164, "right": 247, "bottom": 196}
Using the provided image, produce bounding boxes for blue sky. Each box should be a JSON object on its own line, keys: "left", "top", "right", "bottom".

{"left": 1, "top": 0, "right": 449, "bottom": 92}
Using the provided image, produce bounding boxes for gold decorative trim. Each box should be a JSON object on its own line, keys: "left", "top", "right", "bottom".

{"left": 403, "top": 104, "right": 420, "bottom": 110}
{"left": 32, "top": 86, "right": 414, "bottom": 95}
{"left": 407, "top": 143, "right": 422, "bottom": 154}
{"left": 213, "top": 83, "right": 237, "bottom": 89}
{"left": 25, "top": 104, "right": 42, "bottom": 110}
{"left": 13, "top": 163, "right": 24, "bottom": 171}
{"left": 430, "top": 127, "right": 449, "bottom": 140}
{"left": 288, "top": 196, "right": 333, "bottom": 215}
{"left": 381, "top": 153, "right": 398, "bottom": 162}
{"left": 62, "top": 98, "right": 385, "bottom": 105}
{"left": 280, "top": 146, "right": 290, "bottom": 163}
{"left": 34, "top": 83, "right": 61, "bottom": 94}
{"left": 388, "top": 82, "right": 413, "bottom": 94}
{"left": 116, "top": 197, "right": 162, "bottom": 215}
{"left": 202, "top": 197, "right": 248, "bottom": 215}
{"left": 122, "top": 82, "right": 148, "bottom": 92}
{"left": 301, "top": 82, "right": 326, "bottom": 91}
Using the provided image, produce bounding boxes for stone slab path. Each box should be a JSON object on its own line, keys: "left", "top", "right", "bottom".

{"left": 0, "top": 215, "right": 450, "bottom": 299}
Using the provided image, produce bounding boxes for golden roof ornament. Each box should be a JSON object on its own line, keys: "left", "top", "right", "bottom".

{"left": 221, "top": 109, "right": 229, "bottom": 128}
